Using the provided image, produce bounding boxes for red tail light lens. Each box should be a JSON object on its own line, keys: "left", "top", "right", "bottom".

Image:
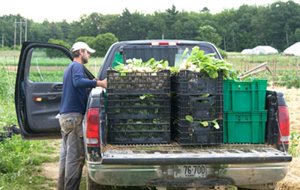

{"left": 86, "top": 108, "right": 100, "bottom": 147}
{"left": 278, "top": 106, "right": 290, "bottom": 144}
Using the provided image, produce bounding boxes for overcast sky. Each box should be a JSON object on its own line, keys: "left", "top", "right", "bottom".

{"left": 0, "top": 0, "right": 296, "bottom": 22}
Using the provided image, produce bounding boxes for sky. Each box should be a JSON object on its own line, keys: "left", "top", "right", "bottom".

{"left": 0, "top": 0, "right": 297, "bottom": 23}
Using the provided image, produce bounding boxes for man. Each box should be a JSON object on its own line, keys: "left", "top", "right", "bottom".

{"left": 58, "top": 42, "right": 107, "bottom": 190}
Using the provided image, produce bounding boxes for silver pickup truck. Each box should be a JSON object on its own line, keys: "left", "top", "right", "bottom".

{"left": 15, "top": 40, "right": 292, "bottom": 190}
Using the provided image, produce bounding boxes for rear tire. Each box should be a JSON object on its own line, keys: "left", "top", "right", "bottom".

{"left": 86, "top": 175, "right": 113, "bottom": 190}
{"left": 86, "top": 175, "right": 149, "bottom": 190}
{"left": 237, "top": 183, "right": 275, "bottom": 190}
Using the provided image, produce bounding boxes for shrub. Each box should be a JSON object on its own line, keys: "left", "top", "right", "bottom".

{"left": 46, "top": 39, "right": 71, "bottom": 58}
{"left": 218, "top": 48, "right": 228, "bottom": 58}
{"left": 289, "top": 131, "right": 300, "bottom": 157}
{"left": 75, "top": 36, "right": 95, "bottom": 47}
{"left": 91, "top": 33, "right": 118, "bottom": 57}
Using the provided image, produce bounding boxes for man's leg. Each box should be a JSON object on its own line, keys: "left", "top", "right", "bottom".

{"left": 64, "top": 114, "right": 85, "bottom": 190}
{"left": 57, "top": 133, "right": 67, "bottom": 190}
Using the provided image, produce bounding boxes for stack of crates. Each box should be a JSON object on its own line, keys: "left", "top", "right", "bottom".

{"left": 173, "top": 70, "right": 223, "bottom": 145}
{"left": 223, "top": 80, "right": 268, "bottom": 143}
{"left": 106, "top": 69, "right": 171, "bottom": 144}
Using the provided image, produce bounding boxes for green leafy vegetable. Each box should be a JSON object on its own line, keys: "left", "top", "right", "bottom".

{"left": 185, "top": 115, "right": 194, "bottom": 123}
{"left": 200, "top": 121, "right": 209, "bottom": 127}
{"left": 178, "top": 46, "right": 238, "bottom": 79}
{"left": 139, "top": 94, "right": 154, "bottom": 100}
{"left": 200, "top": 93, "right": 210, "bottom": 98}
{"left": 114, "top": 58, "right": 170, "bottom": 73}
{"left": 199, "top": 119, "right": 220, "bottom": 129}
{"left": 211, "top": 119, "right": 220, "bottom": 129}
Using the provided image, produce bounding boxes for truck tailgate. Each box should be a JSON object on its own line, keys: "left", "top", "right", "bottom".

{"left": 101, "top": 144, "right": 292, "bottom": 165}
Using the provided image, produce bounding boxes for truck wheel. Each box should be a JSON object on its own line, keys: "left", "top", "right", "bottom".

{"left": 86, "top": 176, "right": 147, "bottom": 190}
{"left": 86, "top": 175, "right": 112, "bottom": 190}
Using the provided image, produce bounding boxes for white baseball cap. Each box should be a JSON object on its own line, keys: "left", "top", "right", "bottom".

{"left": 71, "top": 42, "right": 96, "bottom": 53}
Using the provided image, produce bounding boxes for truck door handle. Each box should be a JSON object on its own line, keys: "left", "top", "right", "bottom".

{"left": 53, "top": 84, "right": 63, "bottom": 91}
{"left": 48, "top": 95, "right": 58, "bottom": 100}
{"left": 33, "top": 94, "right": 61, "bottom": 102}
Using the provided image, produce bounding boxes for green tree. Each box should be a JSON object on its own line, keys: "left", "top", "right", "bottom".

{"left": 215, "top": 9, "right": 237, "bottom": 51}
{"left": 196, "top": 25, "right": 222, "bottom": 46}
{"left": 291, "top": 28, "right": 300, "bottom": 42}
{"left": 172, "top": 12, "right": 199, "bottom": 39}
{"left": 109, "top": 9, "right": 150, "bottom": 41}
{"left": 147, "top": 12, "right": 167, "bottom": 39}
{"left": 265, "top": 1, "right": 300, "bottom": 50}
{"left": 91, "top": 33, "right": 118, "bottom": 57}
{"left": 46, "top": 39, "right": 70, "bottom": 57}
{"left": 75, "top": 36, "right": 95, "bottom": 46}
{"left": 164, "top": 5, "right": 179, "bottom": 38}
{"left": 0, "top": 14, "right": 26, "bottom": 47}
{"left": 48, "top": 38, "right": 70, "bottom": 48}
{"left": 75, "top": 13, "right": 108, "bottom": 37}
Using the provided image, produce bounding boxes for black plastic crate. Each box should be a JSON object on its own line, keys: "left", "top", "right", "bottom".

{"left": 107, "top": 119, "right": 170, "bottom": 144}
{"left": 174, "top": 70, "right": 223, "bottom": 95}
{"left": 107, "top": 69, "right": 171, "bottom": 94}
{"left": 266, "top": 91, "right": 279, "bottom": 144}
{"left": 107, "top": 93, "right": 171, "bottom": 144}
{"left": 107, "top": 94, "right": 171, "bottom": 108}
{"left": 175, "top": 120, "right": 223, "bottom": 145}
{"left": 107, "top": 94, "right": 171, "bottom": 120}
{"left": 175, "top": 94, "right": 223, "bottom": 120}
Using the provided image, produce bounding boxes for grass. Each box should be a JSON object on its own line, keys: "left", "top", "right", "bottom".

{"left": 0, "top": 64, "right": 58, "bottom": 189}
{"left": 0, "top": 136, "right": 58, "bottom": 190}
{"left": 289, "top": 131, "right": 300, "bottom": 157}
{"left": 0, "top": 66, "right": 17, "bottom": 127}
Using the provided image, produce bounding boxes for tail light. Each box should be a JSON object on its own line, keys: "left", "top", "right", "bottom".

{"left": 278, "top": 106, "right": 290, "bottom": 144}
{"left": 277, "top": 92, "right": 290, "bottom": 151}
{"left": 86, "top": 108, "right": 100, "bottom": 147}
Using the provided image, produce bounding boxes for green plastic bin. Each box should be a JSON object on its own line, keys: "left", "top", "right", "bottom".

{"left": 224, "top": 80, "right": 267, "bottom": 112}
{"left": 223, "top": 111, "right": 267, "bottom": 143}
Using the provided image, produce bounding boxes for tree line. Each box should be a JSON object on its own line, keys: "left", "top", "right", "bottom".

{"left": 1, "top": 1, "right": 300, "bottom": 54}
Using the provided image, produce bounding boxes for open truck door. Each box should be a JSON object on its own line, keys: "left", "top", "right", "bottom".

{"left": 15, "top": 42, "right": 72, "bottom": 139}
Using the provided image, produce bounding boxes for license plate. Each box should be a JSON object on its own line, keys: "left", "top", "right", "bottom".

{"left": 174, "top": 165, "right": 207, "bottom": 178}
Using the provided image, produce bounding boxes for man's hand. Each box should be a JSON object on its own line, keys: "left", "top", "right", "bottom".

{"left": 96, "top": 79, "right": 107, "bottom": 88}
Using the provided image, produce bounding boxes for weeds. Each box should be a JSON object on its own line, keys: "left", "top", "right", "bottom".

{"left": 288, "top": 131, "right": 300, "bottom": 157}
{"left": 0, "top": 52, "right": 58, "bottom": 189}
{"left": 0, "top": 136, "right": 57, "bottom": 189}
{"left": 0, "top": 67, "right": 17, "bottom": 126}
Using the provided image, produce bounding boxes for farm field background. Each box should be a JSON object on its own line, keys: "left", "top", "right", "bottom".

{"left": 0, "top": 50, "right": 299, "bottom": 189}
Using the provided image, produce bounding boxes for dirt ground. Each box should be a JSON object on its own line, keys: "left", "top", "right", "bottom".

{"left": 40, "top": 86, "right": 300, "bottom": 190}
{"left": 273, "top": 86, "right": 300, "bottom": 190}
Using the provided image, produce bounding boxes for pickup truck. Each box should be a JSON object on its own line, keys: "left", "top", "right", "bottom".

{"left": 15, "top": 40, "right": 292, "bottom": 190}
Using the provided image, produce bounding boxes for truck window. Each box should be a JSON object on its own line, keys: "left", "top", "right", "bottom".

{"left": 28, "top": 48, "right": 70, "bottom": 82}
{"left": 112, "top": 52, "right": 124, "bottom": 68}
{"left": 120, "top": 45, "right": 218, "bottom": 67}
{"left": 122, "top": 45, "right": 178, "bottom": 66}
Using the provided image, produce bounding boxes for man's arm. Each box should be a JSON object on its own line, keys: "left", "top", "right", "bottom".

{"left": 72, "top": 64, "right": 97, "bottom": 88}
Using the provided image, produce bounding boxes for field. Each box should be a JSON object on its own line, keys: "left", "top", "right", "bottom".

{"left": 0, "top": 50, "right": 299, "bottom": 189}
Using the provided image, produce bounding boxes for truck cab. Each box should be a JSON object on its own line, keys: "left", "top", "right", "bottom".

{"left": 15, "top": 40, "right": 292, "bottom": 190}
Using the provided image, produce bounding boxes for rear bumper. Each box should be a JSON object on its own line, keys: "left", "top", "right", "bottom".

{"left": 87, "top": 162, "right": 289, "bottom": 187}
